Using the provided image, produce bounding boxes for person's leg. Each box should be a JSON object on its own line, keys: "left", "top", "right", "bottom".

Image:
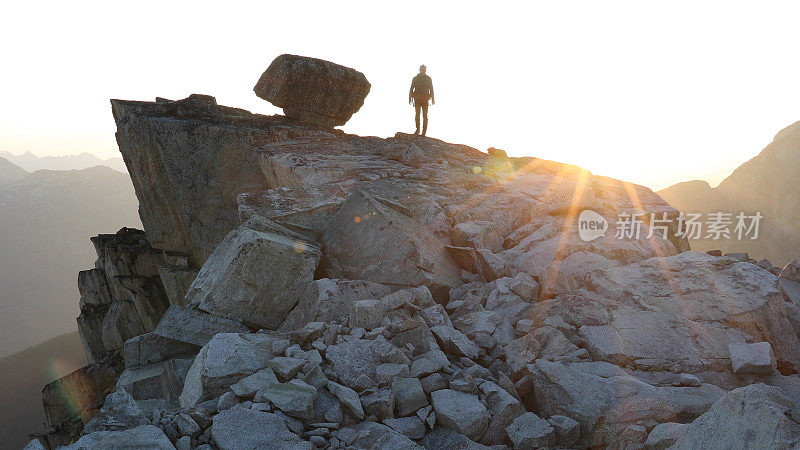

{"left": 414, "top": 102, "right": 421, "bottom": 134}
{"left": 421, "top": 103, "right": 429, "bottom": 136}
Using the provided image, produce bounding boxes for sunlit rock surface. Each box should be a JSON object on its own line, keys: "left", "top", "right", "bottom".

{"left": 39, "top": 55, "right": 800, "bottom": 448}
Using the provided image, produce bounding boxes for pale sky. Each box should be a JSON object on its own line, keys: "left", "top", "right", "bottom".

{"left": 2, "top": 1, "right": 800, "bottom": 190}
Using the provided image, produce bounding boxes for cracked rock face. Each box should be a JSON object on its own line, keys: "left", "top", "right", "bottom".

{"left": 38, "top": 57, "right": 800, "bottom": 449}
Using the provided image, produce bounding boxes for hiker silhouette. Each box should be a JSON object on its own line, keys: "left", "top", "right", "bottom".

{"left": 409, "top": 65, "right": 435, "bottom": 136}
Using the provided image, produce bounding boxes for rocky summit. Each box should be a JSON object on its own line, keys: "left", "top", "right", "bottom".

{"left": 28, "top": 55, "right": 800, "bottom": 449}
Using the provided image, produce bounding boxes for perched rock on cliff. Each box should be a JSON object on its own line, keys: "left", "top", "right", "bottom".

{"left": 254, "top": 54, "right": 370, "bottom": 128}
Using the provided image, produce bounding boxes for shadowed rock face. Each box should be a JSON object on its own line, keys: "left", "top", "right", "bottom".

{"left": 254, "top": 54, "right": 371, "bottom": 128}
{"left": 76, "top": 227, "right": 186, "bottom": 363}
{"left": 39, "top": 58, "right": 800, "bottom": 449}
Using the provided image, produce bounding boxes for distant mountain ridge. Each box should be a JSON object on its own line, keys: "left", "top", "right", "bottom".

{"left": 0, "top": 156, "right": 29, "bottom": 185}
{"left": 0, "top": 165, "right": 140, "bottom": 358}
{"left": 0, "top": 150, "right": 127, "bottom": 172}
{"left": 659, "top": 121, "right": 800, "bottom": 266}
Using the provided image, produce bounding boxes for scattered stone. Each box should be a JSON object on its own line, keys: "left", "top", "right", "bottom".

{"left": 351, "top": 373, "right": 377, "bottom": 391}
{"left": 416, "top": 405, "right": 436, "bottom": 429}
{"left": 383, "top": 416, "right": 426, "bottom": 440}
{"left": 725, "top": 252, "right": 750, "bottom": 262}
{"left": 445, "top": 245, "right": 479, "bottom": 273}
{"left": 420, "top": 373, "right": 448, "bottom": 393}
{"left": 420, "top": 427, "right": 491, "bottom": 449}
{"left": 413, "top": 353, "right": 447, "bottom": 375}
{"left": 153, "top": 305, "right": 249, "bottom": 347}
{"left": 321, "top": 190, "right": 461, "bottom": 301}
{"left": 479, "top": 381, "right": 525, "bottom": 445}
{"left": 266, "top": 356, "right": 306, "bottom": 381}
{"left": 61, "top": 425, "right": 174, "bottom": 450}
{"left": 174, "top": 412, "right": 201, "bottom": 438}
{"left": 230, "top": 367, "right": 279, "bottom": 398}
{"left": 361, "top": 389, "right": 395, "bottom": 421}
{"left": 116, "top": 361, "right": 182, "bottom": 402}
{"left": 547, "top": 414, "right": 580, "bottom": 446}
{"left": 327, "top": 381, "right": 364, "bottom": 420}
{"left": 217, "top": 391, "right": 239, "bottom": 410}
{"left": 505, "top": 412, "right": 556, "bottom": 449}
{"left": 175, "top": 436, "right": 191, "bottom": 450}
{"left": 678, "top": 373, "right": 702, "bottom": 387}
{"left": 452, "top": 221, "right": 503, "bottom": 252}
{"left": 281, "top": 279, "right": 391, "bottom": 331}
{"left": 211, "top": 408, "right": 313, "bottom": 450}
{"left": 325, "top": 339, "right": 384, "bottom": 388}
{"left": 515, "top": 319, "right": 534, "bottom": 334}
{"left": 729, "top": 342, "right": 777, "bottom": 374}
{"left": 781, "top": 260, "right": 800, "bottom": 282}
{"left": 644, "top": 422, "right": 687, "bottom": 449}
{"left": 258, "top": 382, "right": 317, "bottom": 419}
{"left": 620, "top": 423, "right": 649, "bottom": 448}
{"left": 528, "top": 359, "right": 724, "bottom": 447}
{"left": 430, "top": 325, "right": 481, "bottom": 359}
{"left": 123, "top": 332, "right": 198, "bottom": 368}
{"left": 82, "top": 389, "right": 149, "bottom": 433}
{"left": 392, "top": 377, "right": 428, "bottom": 417}
{"left": 431, "top": 389, "right": 489, "bottom": 441}
{"left": 179, "top": 333, "right": 273, "bottom": 407}
{"left": 337, "top": 421, "right": 421, "bottom": 449}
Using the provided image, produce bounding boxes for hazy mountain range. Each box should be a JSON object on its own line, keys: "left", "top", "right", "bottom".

{"left": 0, "top": 150, "right": 127, "bottom": 173}
{"left": 0, "top": 156, "right": 30, "bottom": 185}
{"left": 0, "top": 159, "right": 140, "bottom": 358}
{"left": 659, "top": 121, "right": 800, "bottom": 267}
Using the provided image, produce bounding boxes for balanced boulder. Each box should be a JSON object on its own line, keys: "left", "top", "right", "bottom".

{"left": 254, "top": 54, "right": 370, "bottom": 128}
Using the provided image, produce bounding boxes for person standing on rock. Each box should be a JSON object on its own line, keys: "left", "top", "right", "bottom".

{"left": 409, "top": 65, "right": 435, "bottom": 136}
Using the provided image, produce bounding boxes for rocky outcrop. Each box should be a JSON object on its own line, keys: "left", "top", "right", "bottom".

{"left": 254, "top": 54, "right": 370, "bottom": 128}
{"left": 111, "top": 94, "right": 272, "bottom": 266}
{"left": 38, "top": 56, "right": 800, "bottom": 449}
{"left": 76, "top": 227, "right": 186, "bottom": 363}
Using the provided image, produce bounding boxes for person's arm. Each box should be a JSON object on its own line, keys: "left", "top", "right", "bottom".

{"left": 409, "top": 80, "right": 414, "bottom": 105}
{"left": 430, "top": 78, "right": 435, "bottom": 104}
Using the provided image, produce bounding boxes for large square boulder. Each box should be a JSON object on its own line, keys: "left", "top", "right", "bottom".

{"left": 186, "top": 225, "right": 321, "bottom": 329}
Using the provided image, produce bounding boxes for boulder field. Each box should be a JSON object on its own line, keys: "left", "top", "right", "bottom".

{"left": 28, "top": 55, "right": 800, "bottom": 449}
